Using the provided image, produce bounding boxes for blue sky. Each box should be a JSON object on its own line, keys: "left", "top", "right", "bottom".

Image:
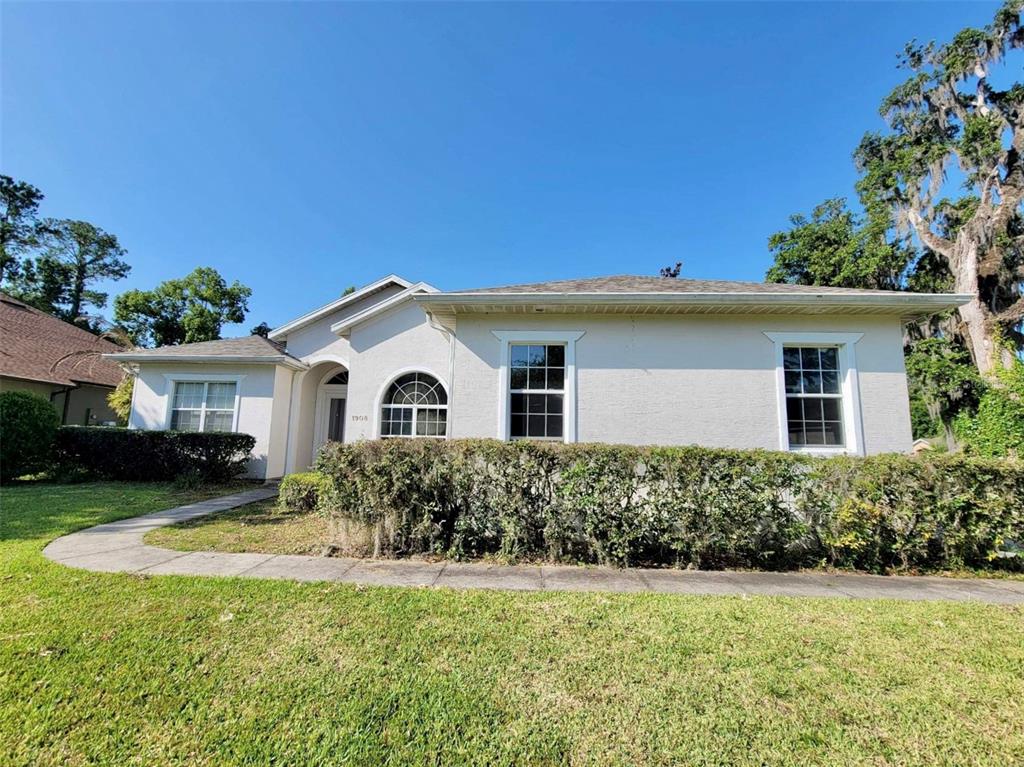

{"left": 2, "top": 1, "right": 996, "bottom": 335}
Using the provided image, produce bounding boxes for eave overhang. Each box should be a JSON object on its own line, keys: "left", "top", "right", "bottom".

{"left": 104, "top": 353, "right": 309, "bottom": 371}
{"left": 414, "top": 291, "right": 973, "bottom": 320}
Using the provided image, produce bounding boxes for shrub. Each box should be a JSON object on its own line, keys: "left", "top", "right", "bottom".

{"left": 279, "top": 471, "right": 333, "bottom": 512}
{"left": 314, "top": 439, "right": 1024, "bottom": 572}
{"left": 54, "top": 427, "right": 256, "bottom": 482}
{"left": 0, "top": 391, "right": 61, "bottom": 482}
{"left": 954, "top": 357, "right": 1024, "bottom": 458}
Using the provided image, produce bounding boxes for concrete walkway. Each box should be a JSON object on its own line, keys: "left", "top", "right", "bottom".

{"left": 42, "top": 487, "right": 1024, "bottom": 604}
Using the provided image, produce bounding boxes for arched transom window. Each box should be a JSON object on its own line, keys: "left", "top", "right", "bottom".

{"left": 380, "top": 372, "right": 448, "bottom": 437}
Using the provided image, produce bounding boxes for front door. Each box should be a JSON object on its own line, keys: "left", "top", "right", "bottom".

{"left": 327, "top": 397, "right": 346, "bottom": 442}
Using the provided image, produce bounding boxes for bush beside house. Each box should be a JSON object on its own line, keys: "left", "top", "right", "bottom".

{"left": 0, "top": 391, "right": 61, "bottom": 483}
{"left": 303, "top": 439, "right": 1024, "bottom": 573}
{"left": 54, "top": 427, "right": 256, "bottom": 482}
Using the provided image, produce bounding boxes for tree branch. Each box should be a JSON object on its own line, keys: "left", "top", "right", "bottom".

{"left": 907, "top": 207, "right": 954, "bottom": 257}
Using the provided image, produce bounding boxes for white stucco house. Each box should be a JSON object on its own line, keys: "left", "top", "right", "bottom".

{"left": 107, "top": 274, "right": 969, "bottom": 479}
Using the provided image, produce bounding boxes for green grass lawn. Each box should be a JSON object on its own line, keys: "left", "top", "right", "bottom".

{"left": 144, "top": 498, "right": 336, "bottom": 556}
{"left": 2, "top": 482, "right": 1024, "bottom": 766}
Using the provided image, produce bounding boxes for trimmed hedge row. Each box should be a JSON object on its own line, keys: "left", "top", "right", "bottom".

{"left": 308, "top": 439, "right": 1024, "bottom": 573}
{"left": 55, "top": 426, "right": 256, "bottom": 482}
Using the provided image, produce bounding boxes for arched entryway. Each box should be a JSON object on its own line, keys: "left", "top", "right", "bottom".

{"left": 312, "top": 366, "right": 348, "bottom": 454}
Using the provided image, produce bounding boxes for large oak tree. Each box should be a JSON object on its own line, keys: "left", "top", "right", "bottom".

{"left": 854, "top": 0, "right": 1024, "bottom": 373}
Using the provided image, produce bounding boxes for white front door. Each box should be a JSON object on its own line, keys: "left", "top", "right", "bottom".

{"left": 313, "top": 383, "right": 348, "bottom": 453}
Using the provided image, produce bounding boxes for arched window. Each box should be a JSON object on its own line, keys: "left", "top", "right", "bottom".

{"left": 380, "top": 372, "right": 448, "bottom": 437}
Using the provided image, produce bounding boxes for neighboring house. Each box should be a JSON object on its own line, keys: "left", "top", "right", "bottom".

{"left": 108, "top": 274, "right": 969, "bottom": 479}
{"left": 0, "top": 292, "right": 124, "bottom": 425}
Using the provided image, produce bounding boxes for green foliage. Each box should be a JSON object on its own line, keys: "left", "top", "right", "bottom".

{"left": 54, "top": 426, "right": 256, "bottom": 482}
{"left": 904, "top": 337, "right": 982, "bottom": 426}
{"left": 766, "top": 198, "right": 915, "bottom": 290}
{"left": 0, "top": 390, "right": 60, "bottom": 482}
{"left": 955, "top": 356, "right": 1024, "bottom": 457}
{"left": 250, "top": 321, "right": 271, "bottom": 338}
{"left": 314, "top": 439, "right": 1024, "bottom": 573}
{"left": 278, "top": 471, "right": 333, "bottom": 512}
{"left": 7, "top": 219, "right": 130, "bottom": 327}
{"left": 0, "top": 174, "right": 44, "bottom": 283}
{"left": 113, "top": 266, "right": 252, "bottom": 347}
{"left": 106, "top": 376, "right": 134, "bottom": 425}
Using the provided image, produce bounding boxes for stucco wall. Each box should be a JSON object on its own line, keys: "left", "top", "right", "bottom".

{"left": 129, "top": 362, "right": 283, "bottom": 477}
{"left": 0, "top": 376, "right": 118, "bottom": 425}
{"left": 345, "top": 301, "right": 452, "bottom": 441}
{"left": 450, "top": 313, "right": 912, "bottom": 455}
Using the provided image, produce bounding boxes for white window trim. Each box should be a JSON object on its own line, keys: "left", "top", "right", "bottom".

{"left": 492, "top": 330, "right": 585, "bottom": 443}
{"left": 373, "top": 367, "right": 450, "bottom": 439}
{"left": 162, "top": 374, "right": 244, "bottom": 432}
{"left": 763, "top": 332, "right": 865, "bottom": 456}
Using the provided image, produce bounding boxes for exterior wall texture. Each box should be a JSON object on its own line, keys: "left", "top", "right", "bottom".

{"left": 0, "top": 376, "right": 118, "bottom": 425}
{"left": 450, "top": 313, "right": 912, "bottom": 455}
{"left": 129, "top": 362, "right": 281, "bottom": 478}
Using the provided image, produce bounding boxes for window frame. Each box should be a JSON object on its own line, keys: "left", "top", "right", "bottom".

{"left": 508, "top": 343, "right": 567, "bottom": 441}
{"left": 162, "top": 374, "right": 243, "bottom": 433}
{"left": 375, "top": 369, "right": 449, "bottom": 439}
{"left": 492, "top": 330, "right": 585, "bottom": 443}
{"left": 763, "top": 332, "right": 864, "bottom": 455}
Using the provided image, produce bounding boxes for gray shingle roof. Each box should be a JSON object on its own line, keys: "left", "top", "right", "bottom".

{"left": 456, "top": 275, "right": 913, "bottom": 296}
{"left": 113, "top": 335, "right": 301, "bottom": 361}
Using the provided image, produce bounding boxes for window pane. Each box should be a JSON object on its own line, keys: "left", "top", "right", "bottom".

{"left": 821, "top": 371, "right": 840, "bottom": 394}
{"left": 528, "top": 345, "right": 546, "bottom": 366}
{"left": 788, "top": 422, "right": 804, "bottom": 446}
{"left": 786, "top": 398, "right": 802, "bottom": 420}
{"left": 819, "top": 348, "right": 838, "bottom": 370}
{"left": 823, "top": 421, "right": 844, "bottom": 445}
{"left": 171, "top": 409, "right": 201, "bottom": 432}
{"left": 173, "top": 382, "right": 204, "bottom": 409}
{"left": 528, "top": 414, "right": 546, "bottom": 437}
{"left": 206, "top": 383, "right": 237, "bottom": 410}
{"left": 801, "top": 348, "right": 820, "bottom": 370}
{"left": 510, "top": 413, "right": 526, "bottom": 438}
{"left": 527, "top": 394, "right": 545, "bottom": 413}
{"left": 784, "top": 371, "right": 802, "bottom": 394}
{"left": 546, "top": 394, "right": 564, "bottom": 415}
{"left": 546, "top": 367, "right": 565, "bottom": 390}
{"left": 205, "top": 410, "right": 234, "bottom": 432}
{"left": 802, "top": 371, "right": 821, "bottom": 394}
{"left": 783, "top": 348, "right": 802, "bottom": 370}
{"left": 510, "top": 367, "right": 527, "bottom": 389}
{"left": 511, "top": 345, "right": 530, "bottom": 367}
{"left": 528, "top": 367, "right": 545, "bottom": 389}
{"left": 547, "top": 345, "right": 565, "bottom": 367}
{"left": 510, "top": 393, "right": 525, "bottom": 414}
{"left": 804, "top": 425, "right": 825, "bottom": 445}
{"left": 822, "top": 399, "right": 842, "bottom": 420}
{"left": 803, "top": 398, "right": 823, "bottom": 420}
{"left": 547, "top": 415, "right": 563, "bottom": 438}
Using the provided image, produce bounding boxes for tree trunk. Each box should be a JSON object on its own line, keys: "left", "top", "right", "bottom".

{"left": 950, "top": 234, "right": 1001, "bottom": 376}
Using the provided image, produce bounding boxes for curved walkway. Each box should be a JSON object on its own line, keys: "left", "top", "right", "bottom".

{"left": 43, "top": 486, "right": 1024, "bottom": 604}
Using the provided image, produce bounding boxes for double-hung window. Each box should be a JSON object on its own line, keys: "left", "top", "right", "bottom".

{"left": 783, "top": 346, "right": 843, "bottom": 447}
{"left": 170, "top": 381, "right": 238, "bottom": 432}
{"left": 509, "top": 344, "right": 564, "bottom": 439}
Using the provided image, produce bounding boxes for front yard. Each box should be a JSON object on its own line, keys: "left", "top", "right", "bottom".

{"left": 3, "top": 482, "right": 1024, "bottom": 765}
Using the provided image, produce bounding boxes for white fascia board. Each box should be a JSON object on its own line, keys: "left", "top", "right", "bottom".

{"left": 413, "top": 291, "right": 973, "bottom": 315}
{"left": 329, "top": 282, "right": 439, "bottom": 335}
{"left": 104, "top": 353, "right": 308, "bottom": 371}
{"left": 268, "top": 274, "right": 414, "bottom": 340}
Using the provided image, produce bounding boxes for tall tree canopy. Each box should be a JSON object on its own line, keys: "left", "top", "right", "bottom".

{"left": 766, "top": 198, "right": 917, "bottom": 290}
{"left": 854, "top": 0, "right": 1024, "bottom": 372}
{"left": 0, "top": 175, "right": 44, "bottom": 283}
{"left": 114, "top": 267, "right": 252, "bottom": 347}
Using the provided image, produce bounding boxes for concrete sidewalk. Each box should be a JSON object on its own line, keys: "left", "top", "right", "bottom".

{"left": 42, "top": 487, "right": 1024, "bottom": 604}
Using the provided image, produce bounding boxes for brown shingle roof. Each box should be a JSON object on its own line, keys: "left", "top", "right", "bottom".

{"left": 457, "top": 274, "right": 912, "bottom": 296}
{"left": 0, "top": 293, "right": 124, "bottom": 388}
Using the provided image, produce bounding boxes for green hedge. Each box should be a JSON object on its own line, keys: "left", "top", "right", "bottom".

{"left": 55, "top": 427, "right": 256, "bottom": 482}
{"left": 312, "top": 439, "right": 1024, "bottom": 573}
{"left": 0, "top": 390, "right": 61, "bottom": 483}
